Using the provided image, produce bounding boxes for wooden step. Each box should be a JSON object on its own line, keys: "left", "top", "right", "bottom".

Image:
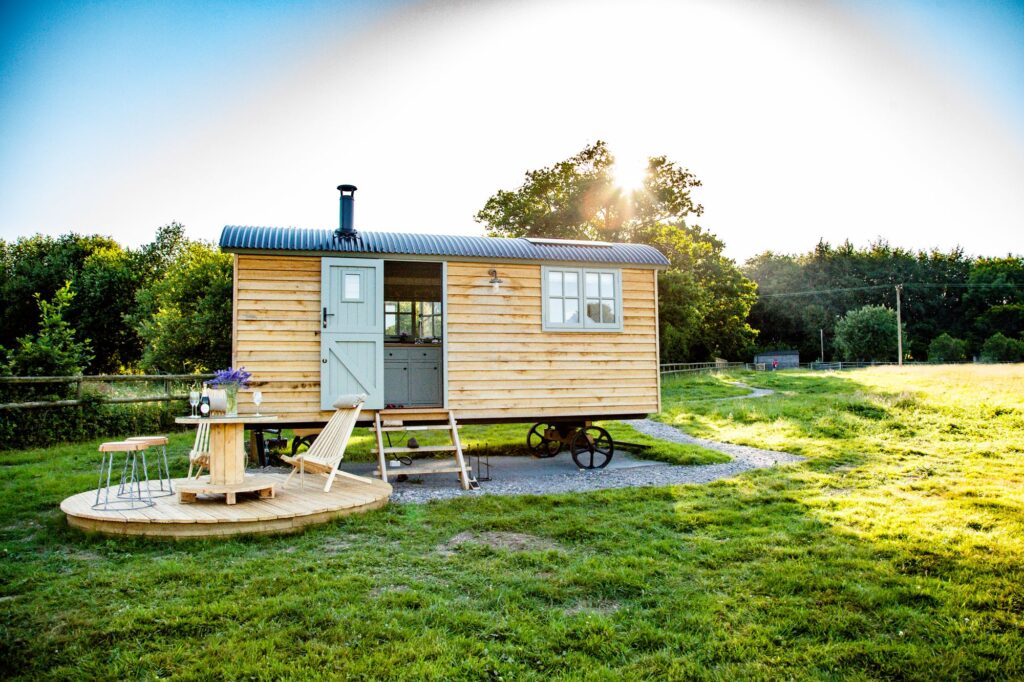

{"left": 372, "top": 445, "right": 457, "bottom": 454}
{"left": 377, "top": 408, "right": 453, "bottom": 422}
{"left": 374, "top": 462, "right": 471, "bottom": 477}
{"left": 369, "top": 424, "right": 455, "bottom": 433}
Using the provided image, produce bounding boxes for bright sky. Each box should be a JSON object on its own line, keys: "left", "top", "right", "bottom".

{"left": 2, "top": 0, "right": 1022, "bottom": 262}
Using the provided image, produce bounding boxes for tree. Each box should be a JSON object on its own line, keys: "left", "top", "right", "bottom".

{"left": 833, "top": 305, "right": 900, "bottom": 361}
{"left": 4, "top": 282, "right": 92, "bottom": 376}
{"left": 128, "top": 242, "right": 232, "bottom": 373}
{"left": 979, "top": 333, "right": 1024, "bottom": 362}
{"left": 927, "top": 333, "right": 968, "bottom": 363}
{"left": 0, "top": 225, "right": 194, "bottom": 373}
{"left": 475, "top": 141, "right": 756, "bottom": 360}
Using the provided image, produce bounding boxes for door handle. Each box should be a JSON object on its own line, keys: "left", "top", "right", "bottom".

{"left": 322, "top": 307, "right": 334, "bottom": 328}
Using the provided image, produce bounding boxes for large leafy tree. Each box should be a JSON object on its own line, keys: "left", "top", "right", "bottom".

{"left": 0, "top": 224, "right": 193, "bottom": 373}
{"left": 127, "top": 241, "right": 232, "bottom": 373}
{"left": 475, "top": 141, "right": 756, "bottom": 361}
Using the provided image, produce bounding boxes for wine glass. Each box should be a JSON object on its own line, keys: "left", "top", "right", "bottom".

{"left": 253, "top": 390, "right": 263, "bottom": 416}
{"left": 189, "top": 390, "right": 200, "bottom": 418}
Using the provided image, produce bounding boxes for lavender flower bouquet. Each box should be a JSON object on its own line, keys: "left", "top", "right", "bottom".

{"left": 208, "top": 367, "right": 251, "bottom": 416}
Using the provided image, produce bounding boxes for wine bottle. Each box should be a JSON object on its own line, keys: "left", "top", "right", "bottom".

{"left": 199, "top": 385, "right": 211, "bottom": 418}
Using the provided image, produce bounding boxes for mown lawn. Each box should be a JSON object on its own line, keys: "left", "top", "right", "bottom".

{"left": 1, "top": 366, "right": 1022, "bottom": 680}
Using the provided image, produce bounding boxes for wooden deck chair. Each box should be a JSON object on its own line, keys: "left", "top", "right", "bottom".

{"left": 186, "top": 421, "right": 212, "bottom": 479}
{"left": 280, "top": 394, "right": 365, "bottom": 492}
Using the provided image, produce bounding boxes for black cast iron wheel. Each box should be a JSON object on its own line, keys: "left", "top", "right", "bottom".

{"left": 291, "top": 435, "right": 316, "bottom": 456}
{"left": 570, "top": 425, "right": 614, "bottom": 469}
{"left": 527, "top": 422, "right": 561, "bottom": 458}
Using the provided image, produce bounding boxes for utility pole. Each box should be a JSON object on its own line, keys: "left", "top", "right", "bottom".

{"left": 820, "top": 328, "right": 824, "bottom": 363}
{"left": 895, "top": 284, "right": 903, "bottom": 366}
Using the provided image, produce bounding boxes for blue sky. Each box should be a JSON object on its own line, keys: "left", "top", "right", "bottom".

{"left": 1, "top": 0, "right": 1022, "bottom": 260}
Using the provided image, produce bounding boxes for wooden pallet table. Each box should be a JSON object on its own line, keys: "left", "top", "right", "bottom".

{"left": 176, "top": 475, "right": 277, "bottom": 505}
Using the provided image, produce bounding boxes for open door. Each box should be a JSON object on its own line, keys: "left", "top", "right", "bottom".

{"left": 320, "top": 257, "right": 384, "bottom": 410}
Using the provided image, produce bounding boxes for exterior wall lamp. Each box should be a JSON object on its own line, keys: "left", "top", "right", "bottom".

{"left": 488, "top": 269, "right": 503, "bottom": 291}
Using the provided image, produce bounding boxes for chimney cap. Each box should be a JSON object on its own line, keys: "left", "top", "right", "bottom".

{"left": 337, "top": 184, "right": 358, "bottom": 193}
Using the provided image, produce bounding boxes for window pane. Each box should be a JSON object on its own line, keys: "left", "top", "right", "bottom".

{"left": 548, "top": 271, "right": 563, "bottom": 297}
{"left": 585, "top": 273, "right": 599, "bottom": 297}
{"left": 600, "top": 273, "right": 614, "bottom": 298}
{"left": 399, "top": 313, "right": 413, "bottom": 335}
{"left": 385, "top": 301, "right": 397, "bottom": 313}
{"left": 433, "top": 317, "right": 443, "bottom": 338}
{"left": 602, "top": 299, "right": 616, "bottom": 324}
{"left": 343, "top": 273, "right": 361, "bottom": 300}
{"left": 548, "top": 298, "right": 564, "bottom": 324}
{"left": 385, "top": 313, "right": 397, "bottom": 336}
{"left": 399, "top": 301, "right": 412, "bottom": 313}
{"left": 564, "top": 298, "right": 579, "bottom": 324}
{"left": 564, "top": 271, "right": 578, "bottom": 297}
{"left": 586, "top": 299, "right": 601, "bottom": 324}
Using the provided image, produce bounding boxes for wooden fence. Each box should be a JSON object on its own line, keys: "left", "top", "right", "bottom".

{"left": 0, "top": 374, "right": 214, "bottom": 410}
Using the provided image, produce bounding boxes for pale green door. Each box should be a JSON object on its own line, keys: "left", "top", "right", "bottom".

{"left": 320, "top": 257, "right": 384, "bottom": 410}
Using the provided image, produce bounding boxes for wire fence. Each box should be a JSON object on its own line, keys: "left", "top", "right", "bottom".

{"left": 660, "top": 359, "right": 1013, "bottom": 376}
{"left": 0, "top": 374, "right": 214, "bottom": 410}
{"left": 659, "top": 361, "right": 747, "bottom": 376}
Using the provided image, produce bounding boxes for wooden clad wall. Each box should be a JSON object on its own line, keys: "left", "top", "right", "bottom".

{"left": 445, "top": 262, "right": 660, "bottom": 420}
{"left": 233, "top": 255, "right": 660, "bottom": 423}
{"left": 234, "top": 255, "right": 325, "bottom": 420}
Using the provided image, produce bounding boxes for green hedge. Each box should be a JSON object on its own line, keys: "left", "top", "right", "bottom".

{"left": 0, "top": 396, "right": 188, "bottom": 450}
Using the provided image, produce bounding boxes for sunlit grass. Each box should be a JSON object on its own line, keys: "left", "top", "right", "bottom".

{"left": 1, "top": 365, "right": 1022, "bottom": 679}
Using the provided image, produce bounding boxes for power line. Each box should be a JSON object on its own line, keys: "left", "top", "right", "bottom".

{"left": 758, "top": 282, "right": 1020, "bottom": 298}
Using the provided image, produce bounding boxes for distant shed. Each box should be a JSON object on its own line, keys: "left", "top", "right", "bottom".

{"left": 753, "top": 350, "right": 800, "bottom": 369}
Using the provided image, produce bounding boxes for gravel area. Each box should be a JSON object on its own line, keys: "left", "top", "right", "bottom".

{"left": 304, "top": 418, "right": 805, "bottom": 504}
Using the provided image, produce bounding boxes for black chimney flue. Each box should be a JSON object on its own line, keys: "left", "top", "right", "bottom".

{"left": 336, "top": 184, "right": 357, "bottom": 239}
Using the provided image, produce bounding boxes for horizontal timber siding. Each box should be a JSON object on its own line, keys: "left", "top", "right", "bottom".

{"left": 232, "top": 255, "right": 660, "bottom": 423}
{"left": 233, "top": 255, "right": 325, "bottom": 421}
{"left": 445, "top": 262, "right": 659, "bottom": 420}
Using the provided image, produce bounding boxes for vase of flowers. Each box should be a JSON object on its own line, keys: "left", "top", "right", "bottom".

{"left": 209, "top": 367, "right": 252, "bottom": 417}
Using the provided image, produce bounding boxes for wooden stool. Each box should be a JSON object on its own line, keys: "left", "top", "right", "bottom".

{"left": 127, "top": 436, "right": 174, "bottom": 497}
{"left": 93, "top": 441, "right": 154, "bottom": 511}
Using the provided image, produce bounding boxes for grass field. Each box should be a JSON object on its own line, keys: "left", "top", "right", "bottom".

{"left": 1, "top": 365, "right": 1022, "bottom": 679}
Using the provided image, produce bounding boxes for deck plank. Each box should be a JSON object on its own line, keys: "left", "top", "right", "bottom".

{"left": 61, "top": 473, "right": 391, "bottom": 538}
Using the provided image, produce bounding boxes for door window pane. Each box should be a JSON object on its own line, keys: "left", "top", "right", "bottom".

{"left": 343, "top": 273, "right": 361, "bottom": 300}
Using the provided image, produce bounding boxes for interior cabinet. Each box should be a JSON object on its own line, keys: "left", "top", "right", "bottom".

{"left": 384, "top": 345, "right": 442, "bottom": 407}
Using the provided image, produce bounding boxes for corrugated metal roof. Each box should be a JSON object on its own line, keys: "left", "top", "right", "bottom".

{"left": 219, "top": 226, "right": 669, "bottom": 267}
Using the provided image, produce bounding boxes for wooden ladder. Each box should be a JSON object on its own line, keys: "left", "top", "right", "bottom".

{"left": 371, "top": 409, "right": 476, "bottom": 490}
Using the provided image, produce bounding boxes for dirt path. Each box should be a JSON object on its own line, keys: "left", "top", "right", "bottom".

{"left": 716, "top": 381, "right": 775, "bottom": 400}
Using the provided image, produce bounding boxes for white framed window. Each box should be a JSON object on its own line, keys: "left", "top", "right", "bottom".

{"left": 542, "top": 266, "right": 623, "bottom": 332}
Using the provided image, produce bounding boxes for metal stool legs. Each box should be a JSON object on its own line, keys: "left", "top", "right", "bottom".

{"left": 126, "top": 436, "right": 175, "bottom": 498}
{"left": 92, "top": 441, "right": 155, "bottom": 511}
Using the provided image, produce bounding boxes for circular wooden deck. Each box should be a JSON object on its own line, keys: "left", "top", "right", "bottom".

{"left": 60, "top": 472, "right": 392, "bottom": 538}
